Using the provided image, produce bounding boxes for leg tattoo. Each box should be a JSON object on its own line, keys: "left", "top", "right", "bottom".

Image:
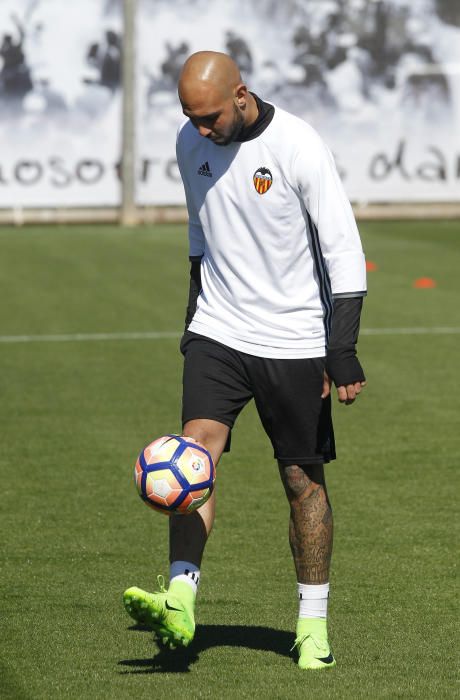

{"left": 279, "top": 463, "right": 333, "bottom": 584}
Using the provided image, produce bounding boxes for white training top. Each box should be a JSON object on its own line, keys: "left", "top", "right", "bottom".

{"left": 176, "top": 104, "right": 366, "bottom": 359}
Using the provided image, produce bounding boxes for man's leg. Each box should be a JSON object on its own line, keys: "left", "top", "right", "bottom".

{"left": 124, "top": 419, "right": 229, "bottom": 648}
{"left": 125, "top": 332, "right": 250, "bottom": 647}
{"left": 279, "top": 463, "right": 332, "bottom": 584}
{"left": 169, "top": 418, "right": 229, "bottom": 566}
{"left": 278, "top": 462, "right": 336, "bottom": 670}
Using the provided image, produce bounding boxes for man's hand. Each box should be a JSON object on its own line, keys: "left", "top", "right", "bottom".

{"left": 321, "top": 372, "right": 366, "bottom": 405}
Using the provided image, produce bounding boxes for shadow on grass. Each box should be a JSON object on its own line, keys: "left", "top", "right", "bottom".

{"left": 118, "top": 624, "right": 294, "bottom": 674}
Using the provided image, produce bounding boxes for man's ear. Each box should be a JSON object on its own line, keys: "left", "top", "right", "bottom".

{"left": 235, "top": 83, "right": 248, "bottom": 107}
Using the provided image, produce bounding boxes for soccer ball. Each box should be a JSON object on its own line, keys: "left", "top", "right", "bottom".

{"left": 134, "top": 435, "right": 215, "bottom": 515}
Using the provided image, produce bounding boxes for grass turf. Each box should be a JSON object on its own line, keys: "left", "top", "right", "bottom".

{"left": 0, "top": 221, "right": 458, "bottom": 699}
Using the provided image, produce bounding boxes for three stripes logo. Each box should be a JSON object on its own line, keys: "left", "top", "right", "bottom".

{"left": 253, "top": 166, "right": 273, "bottom": 195}
{"left": 198, "top": 161, "right": 212, "bottom": 177}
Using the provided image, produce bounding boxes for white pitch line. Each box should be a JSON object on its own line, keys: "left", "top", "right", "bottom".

{"left": 0, "top": 331, "right": 182, "bottom": 343}
{"left": 0, "top": 327, "right": 459, "bottom": 344}
{"left": 360, "top": 327, "right": 460, "bottom": 336}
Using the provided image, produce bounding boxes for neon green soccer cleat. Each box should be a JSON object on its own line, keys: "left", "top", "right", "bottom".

{"left": 123, "top": 576, "right": 195, "bottom": 649}
{"left": 291, "top": 618, "right": 336, "bottom": 670}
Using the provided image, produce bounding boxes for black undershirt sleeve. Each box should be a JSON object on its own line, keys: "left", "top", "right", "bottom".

{"left": 184, "top": 256, "right": 202, "bottom": 330}
{"left": 325, "top": 297, "right": 366, "bottom": 387}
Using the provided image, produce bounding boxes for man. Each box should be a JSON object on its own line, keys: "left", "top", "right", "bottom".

{"left": 124, "top": 51, "right": 367, "bottom": 671}
{"left": 0, "top": 16, "right": 33, "bottom": 99}
{"left": 85, "top": 30, "right": 122, "bottom": 92}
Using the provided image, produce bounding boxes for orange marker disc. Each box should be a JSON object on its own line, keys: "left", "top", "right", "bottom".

{"left": 413, "top": 277, "right": 436, "bottom": 288}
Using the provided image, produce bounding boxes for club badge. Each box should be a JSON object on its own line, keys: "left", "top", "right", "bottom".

{"left": 253, "top": 166, "right": 273, "bottom": 195}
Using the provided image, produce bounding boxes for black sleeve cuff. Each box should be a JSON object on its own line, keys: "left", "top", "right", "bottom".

{"left": 185, "top": 257, "right": 202, "bottom": 329}
{"left": 325, "top": 297, "right": 366, "bottom": 387}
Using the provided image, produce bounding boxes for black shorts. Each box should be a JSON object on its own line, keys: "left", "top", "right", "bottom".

{"left": 181, "top": 331, "right": 336, "bottom": 466}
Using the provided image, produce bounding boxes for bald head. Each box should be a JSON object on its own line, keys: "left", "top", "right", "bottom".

{"left": 177, "top": 51, "right": 258, "bottom": 145}
{"left": 178, "top": 51, "right": 242, "bottom": 101}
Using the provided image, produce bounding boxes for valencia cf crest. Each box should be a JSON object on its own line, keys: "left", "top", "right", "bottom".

{"left": 253, "top": 166, "right": 273, "bottom": 195}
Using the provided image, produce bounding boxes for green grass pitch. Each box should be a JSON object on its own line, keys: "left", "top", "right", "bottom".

{"left": 0, "top": 220, "right": 458, "bottom": 699}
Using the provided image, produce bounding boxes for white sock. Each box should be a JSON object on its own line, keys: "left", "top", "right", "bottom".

{"left": 169, "top": 560, "right": 200, "bottom": 595}
{"left": 298, "top": 582, "right": 329, "bottom": 619}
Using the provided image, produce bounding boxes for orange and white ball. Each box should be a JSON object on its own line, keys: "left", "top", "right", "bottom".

{"left": 134, "top": 435, "right": 215, "bottom": 515}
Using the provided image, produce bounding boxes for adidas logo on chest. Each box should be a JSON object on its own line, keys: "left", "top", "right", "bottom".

{"left": 198, "top": 161, "right": 212, "bottom": 177}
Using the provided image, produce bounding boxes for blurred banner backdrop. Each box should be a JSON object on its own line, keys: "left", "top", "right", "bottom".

{"left": 1, "top": 0, "right": 459, "bottom": 208}
{"left": 0, "top": 0, "right": 122, "bottom": 207}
